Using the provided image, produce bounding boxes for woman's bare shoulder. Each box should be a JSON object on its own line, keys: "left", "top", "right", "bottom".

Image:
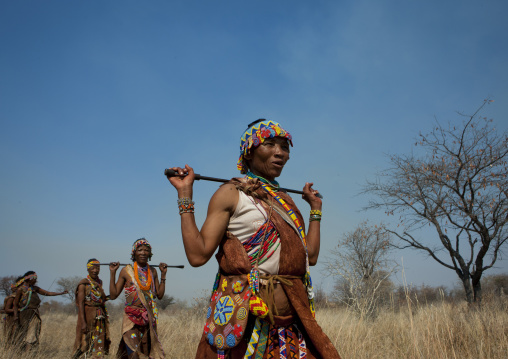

{"left": 209, "top": 183, "right": 239, "bottom": 211}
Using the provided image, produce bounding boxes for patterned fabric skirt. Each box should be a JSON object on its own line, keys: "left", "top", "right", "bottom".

{"left": 239, "top": 318, "right": 309, "bottom": 359}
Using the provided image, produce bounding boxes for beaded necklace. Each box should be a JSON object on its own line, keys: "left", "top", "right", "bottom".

{"left": 87, "top": 275, "right": 103, "bottom": 303}
{"left": 133, "top": 262, "right": 152, "bottom": 291}
{"left": 246, "top": 171, "right": 279, "bottom": 190}
{"left": 19, "top": 284, "right": 32, "bottom": 312}
{"left": 254, "top": 180, "right": 306, "bottom": 244}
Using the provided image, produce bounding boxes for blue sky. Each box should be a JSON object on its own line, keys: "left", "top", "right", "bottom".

{"left": 1, "top": 0, "right": 507, "bottom": 302}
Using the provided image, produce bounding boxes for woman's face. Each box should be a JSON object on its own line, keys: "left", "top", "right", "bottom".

{"left": 27, "top": 278, "right": 37, "bottom": 286}
{"left": 87, "top": 264, "right": 100, "bottom": 279}
{"left": 134, "top": 245, "right": 151, "bottom": 265}
{"left": 245, "top": 137, "right": 290, "bottom": 181}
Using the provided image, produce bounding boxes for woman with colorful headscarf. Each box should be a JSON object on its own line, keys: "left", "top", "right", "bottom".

{"left": 72, "top": 259, "right": 111, "bottom": 359}
{"left": 109, "top": 238, "right": 168, "bottom": 359}
{"left": 12, "top": 271, "right": 68, "bottom": 351}
{"left": 167, "top": 119, "right": 341, "bottom": 358}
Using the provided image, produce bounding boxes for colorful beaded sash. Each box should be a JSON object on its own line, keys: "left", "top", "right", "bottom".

{"left": 254, "top": 180, "right": 315, "bottom": 316}
{"left": 257, "top": 183, "right": 306, "bottom": 245}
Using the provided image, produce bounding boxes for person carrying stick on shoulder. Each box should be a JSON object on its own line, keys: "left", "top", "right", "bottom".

{"left": 109, "top": 238, "right": 167, "bottom": 359}
{"left": 166, "top": 119, "right": 341, "bottom": 358}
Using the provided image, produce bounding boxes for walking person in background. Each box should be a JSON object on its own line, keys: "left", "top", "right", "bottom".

{"left": 72, "top": 259, "right": 111, "bottom": 359}
{"left": 12, "top": 271, "right": 68, "bottom": 351}
{"left": 166, "top": 119, "right": 341, "bottom": 358}
{"left": 109, "top": 238, "right": 167, "bottom": 359}
{"left": 1, "top": 276, "right": 23, "bottom": 346}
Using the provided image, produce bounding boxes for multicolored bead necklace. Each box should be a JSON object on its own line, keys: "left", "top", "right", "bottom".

{"left": 246, "top": 171, "right": 279, "bottom": 190}
{"left": 19, "top": 283, "right": 33, "bottom": 312}
{"left": 87, "top": 275, "right": 103, "bottom": 303}
{"left": 133, "top": 262, "right": 152, "bottom": 291}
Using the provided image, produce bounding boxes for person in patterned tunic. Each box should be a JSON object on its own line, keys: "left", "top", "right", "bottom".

{"left": 12, "top": 271, "right": 68, "bottom": 351}
{"left": 166, "top": 119, "right": 341, "bottom": 358}
{"left": 72, "top": 259, "right": 111, "bottom": 359}
{"left": 109, "top": 238, "right": 168, "bottom": 359}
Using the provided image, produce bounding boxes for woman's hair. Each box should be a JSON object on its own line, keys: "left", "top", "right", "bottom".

{"left": 23, "top": 271, "right": 36, "bottom": 277}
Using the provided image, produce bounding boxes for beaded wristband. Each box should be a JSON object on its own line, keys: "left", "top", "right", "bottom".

{"left": 310, "top": 210, "right": 322, "bottom": 216}
{"left": 179, "top": 203, "right": 195, "bottom": 215}
{"left": 309, "top": 214, "right": 322, "bottom": 222}
{"left": 178, "top": 197, "right": 195, "bottom": 215}
{"left": 177, "top": 197, "right": 193, "bottom": 206}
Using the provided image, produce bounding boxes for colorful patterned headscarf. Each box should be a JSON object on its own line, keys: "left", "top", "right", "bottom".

{"left": 237, "top": 119, "right": 293, "bottom": 174}
{"left": 131, "top": 238, "right": 152, "bottom": 261}
{"left": 87, "top": 258, "right": 100, "bottom": 269}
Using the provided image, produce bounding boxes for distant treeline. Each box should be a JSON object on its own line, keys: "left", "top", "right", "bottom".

{"left": 314, "top": 273, "right": 508, "bottom": 311}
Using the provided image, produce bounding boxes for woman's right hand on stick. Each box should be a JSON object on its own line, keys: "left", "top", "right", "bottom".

{"left": 166, "top": 165, "right": 195, "bottom": 198}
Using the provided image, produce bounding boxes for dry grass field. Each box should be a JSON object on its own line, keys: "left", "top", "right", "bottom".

{"left": 1, "top": 298, "right": 508, "bottom": 359}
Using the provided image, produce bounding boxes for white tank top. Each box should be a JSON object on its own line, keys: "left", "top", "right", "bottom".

{"left": 228, "top": 191, "right": 281, "bottom": 274}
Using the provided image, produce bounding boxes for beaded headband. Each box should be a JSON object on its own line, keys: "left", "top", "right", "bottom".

{"left": 14, "top": 277, "right": 25, "bottom": 288}
{"left": 131, "top": 238, "right": 152, "bottom": 261}
{"left": 25, "top": 273, "right": 37, "bottom": 282}
{"left": 87, "top": 260, "right": 100, "bottom": 269}
{"left": 237, "top": 120, "right": 293, "bottom": 174}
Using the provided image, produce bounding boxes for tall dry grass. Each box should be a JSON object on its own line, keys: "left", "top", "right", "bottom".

{"left": 1, "top": 297, "right": 508, "bottom": 358}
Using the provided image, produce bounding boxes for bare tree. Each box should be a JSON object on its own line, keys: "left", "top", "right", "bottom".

{"left": 323, "top": 221, "right": 396, "bottom": 317}
{"left": 313, "top": 284, "right": 332, "bottom": 309}
{"left": 56, "top": 276, "right": 83, "bottom": 302}
{"left": 0, "top": 275, "right": 18, "bottom": 297}
{"left": 481, "top": 273, "right": 508, "bottom": 297}
{"left": 363, "top": 100, "right": 508, "bottom": 303}
{"left": 157, "top": 294, "right": 175, "bottom": 310}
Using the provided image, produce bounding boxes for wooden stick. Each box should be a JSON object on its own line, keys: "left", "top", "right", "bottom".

{"left": 164, "top": 169, "right": 324, "bottom": 199}
{"left": 99, "top": 263, "right": 184, "bottom": 269}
